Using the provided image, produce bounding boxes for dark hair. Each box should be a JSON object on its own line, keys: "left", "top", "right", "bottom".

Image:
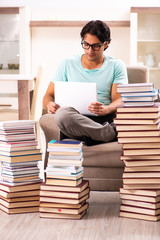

{"left": 80, "top": 20, "right": 111, "bottom": 50}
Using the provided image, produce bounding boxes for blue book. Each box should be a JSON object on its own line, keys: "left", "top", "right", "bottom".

{"left": 48, "top": 140, "right": 83, "bottom": 148}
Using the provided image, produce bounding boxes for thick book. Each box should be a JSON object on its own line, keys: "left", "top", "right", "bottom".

{"left": 40, "top": 193, "right": 89, "bottom": 205}
{"left": 123, "top": 148, "right": 160, "bottom": 156}
{"left": 123, "top": 184, "right": 160, "bottom": 190}
{"left": 46, "top": 177, "right": 83, "bottom": 187}
{"left": 123, "top": 160, "right": 160, "bottom": 167}
{"left": 123, "top": 178, "right": 160, "bottom": 184}
{"left": 123, "top": 142, "right": 160, "bottom": 149}
{"left": 122, "top": 95, "right": 158, "bottom": 102}
{"left": 0, "top": 179, "right": 42, "bottom": 186}
{"left": 120, "top": 188, "right": 160, "bottom": 197}
{"left": 118, "top": 137, "right": 160, "bottom": 144}
{"left": 48, "top": 151, "right": 82, "bottom": 156}
{"left": 48, "top": 140, "right": 83, "bottom": 148}
{"left": 121, "top": 155, "right": 160, "bottom": 160}
{"left": 0, "top": 195, "right": 39, "bottom": 203}
{"left": 0, "top": 134, "right": 36, "bottom": 142}
{"left": 40, "top": 187, "right": 90, "bottom": 199}
{"left": 121, "top": 199, "right": 160, "bottom": 210}
{"left": 120, "top": 211, "right": 160, "bottom": 221}
{"left": 46, "top": 166, "right": 83, "bottom": 174}
{"left": 48, "top": 159, "right": 83, "bottom": 167}
{"left": 0, "top": 146, "right": 38, "bottom": 152}
{"left": 40, "top": 201, "right": 85, "bottom": 209}
{"left": 0, "top": 120, "right": 35, "bottom": 127}
{"left": 0, "top": 148, "right": 41, "bottom": 156}
{"left": 123, "top": 102, "right": 155, "bottom": 107}
{"left": 117, "top": 103, "right": 160, "bottom": 113}
{"left": 120, "top": 204, "right": 160, "bottom": 216}
{"left": 118, "top": 131, "right": 160, "bottom": 138}
{"left": 124, "top": 166, "right": 160, "bottom": 172}
{"left": 0, "top": 198, "right": 39, "bottom": 208}
{"left": 116, "top": 112, "right": 160, "bottom": 119}
{"left": 40, "top": 209, "right": 87, "bottom": 219}
{"left": 40, "top": 202, "right": 89, "bottom": 215}
{"left": 114, "top": 118, "right": 160, "bottom": 125}
{"left": 0, "top": 189, "right": 40, "bottom": 198}
{"left": 116, "top": 124, "right": 160, "bottom": 131}
{"left": 0, "top": 205, "right": 39, "bottom": 214}
{"left": 0, "top": 153, "right": 42, "bottom": 163}
{"left": 123, "top": 172, "right": 160, "bottom": 179}
{"left": 46, "top": 172, "right": 83, "bottom": 180}
{"left": 120, "top": 193, "right": 160, "bottom": 203}
{"left": 1, "top": 175, "right": 40, "bottom": 182}
{"left": 117, "top": 83, "right": 154, "bottom": 93}
{"left": 40, "top": 180, "right": 89, "bottom": 193}
{"left": 121, "top": 89, "right": 159, "bottom": 97}
{"left": 0, "top": 182, "right": 41, "bottom": 192}
{"left": 0, "top": 141, "right": 38, "bottom": 148}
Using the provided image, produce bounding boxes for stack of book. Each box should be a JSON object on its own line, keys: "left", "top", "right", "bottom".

{"left": 117, "top": 83, "right": 159, "bottom": 107}
{"left": 40, "top": 140, "right": 90, "bottom": 219}
{"left": 115, "top": 83, "right": 160, "bottom": 221}
{"left": 0, "top": 120, "right": 42, "bottom": 214}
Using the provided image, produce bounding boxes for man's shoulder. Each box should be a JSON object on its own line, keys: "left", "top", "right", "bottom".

{"left": 64, "top": 55, "right": 81, "bottom": 64}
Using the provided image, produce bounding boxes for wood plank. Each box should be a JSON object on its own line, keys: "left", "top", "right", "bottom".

{"left": 131, "top": 7, "right": 160, "bottom": 13}
{"left": 18, "top": 80, "right": 30, "bottom": 120}
{"left": 0, "top": 7, "right": 19, "bottom": 14}
{"left": 30, "top": 20, "right": 130, "bottom": 28}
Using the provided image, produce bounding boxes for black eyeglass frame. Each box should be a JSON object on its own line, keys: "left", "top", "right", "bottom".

{"left": 81, "top": 40, "right": 106, "bottom": 51}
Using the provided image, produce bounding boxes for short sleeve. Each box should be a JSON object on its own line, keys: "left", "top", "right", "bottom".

{"left": 51, "top": 59, "right": 68, "bottom": 83}
{"left": 113, "top": 59, "right": 128, "bottom": 84}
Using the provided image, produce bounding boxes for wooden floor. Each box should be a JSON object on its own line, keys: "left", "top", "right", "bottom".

{"left": 0, "top": 191, "right": 160, "bottom": 240}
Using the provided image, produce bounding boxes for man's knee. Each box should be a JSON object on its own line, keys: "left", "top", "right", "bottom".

{"left": 54, "top": 107, "right": 76, "bottom": 129}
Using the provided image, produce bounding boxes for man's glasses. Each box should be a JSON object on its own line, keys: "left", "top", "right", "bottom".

{"left": 81, "top": 40, "right": 106, "bottom": 51}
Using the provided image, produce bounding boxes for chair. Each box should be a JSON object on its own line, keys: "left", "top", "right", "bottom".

{"left": 39, "top": 65, "right": 149, "bottom": 191}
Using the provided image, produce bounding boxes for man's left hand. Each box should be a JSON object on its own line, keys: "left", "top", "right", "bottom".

{"left": 88, "top": 102, "right": 108, "bottom": 116}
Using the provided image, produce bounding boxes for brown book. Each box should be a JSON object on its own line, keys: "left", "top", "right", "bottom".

{"left": 40, "top": 209, "right": 87, "bottom": 219}
{"left": 0, "top": 205, "right": 39, "bottom": 214}
{"left": 124, "top": 166, "right": 160, "bottom": 172}
{"left": 118, "top": 137, "right": 160, "bottom": 144}
{"left": 117, "top": 103, "right": 160, "bottom": 113}
{"left": 120, "top": 204, "right": 160, "bottom": 216}
{"left": 0, "top": 198, "right": 39, "bottom": 208}
{"left": 0, "top": 196, "right": 39, "bottom": 203}
{"left": 0, "top": 148, "right": 41, "bottom": 156}
{"left": 40, "top": 201, "right": 85, "bottom": 209}
{"left": 46, "top": 177, "right": 83, "bottom": 187}
{"left": 123, "top": 142, "right": 160, "bottom": 149}
{"left": 123, "top": 160, "right": 160, "bottom": 167}
{"left": 40, "top": 193, "right": 89, "bottom": 205}
{"left": 123, "top": 149, "right": 160, "bottom": 156}
{"left": 120, "top": 211, "right": 160, "bottom": 221}
{"left": 120, "top": 193, "right": 160, "bottom": 203}
{"left": 123, "top": 184, "right": 160, "bottom": 190}
{"left": 40, "top": 202, "right": 89, "bottom": 215}
{"left": 116, "top": 124, "right": 160, "bottom": 131}
{"left": 121, "top": 199, "right": 160, "bottom": 210}
{"left": 2, "top": 175, "right": 40, "bottom": 182}
{"left": 40, "top": 180, "right": 89, "bottom": 193}
{"left": 114, "top": 118, "right": 160, "bottom": 125}
{"left": 0, "top": 154, "right": 42, "bottom": 163}
{"left": 0, "top": 189, "right": 40, "bottom": 198}
{"left": 121, "top": 155, "right": 160, "bottom": 160}
{"left": 123, "top": 178, "right": 160, "bottom": 184}
{"left": 0, "top": 183, "right": 41, "bottom": 192}
{"left": 123, "top": 172, "right": 160, "bottom": 179}
{"left": 118, "top": 131, "right": 160, "bottom": 138}
{"left": 120, "top": 188, "right": 160, "bottom": 197}
{"left": 40, "top": 187, "right": 90, "bottom": 199}
{"left": 116, "top": 112, "right": 160, "bottom": 119}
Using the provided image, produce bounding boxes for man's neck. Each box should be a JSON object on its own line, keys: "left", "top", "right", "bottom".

{"left": 81, "top": 55, "right": 104, "bottom": 70}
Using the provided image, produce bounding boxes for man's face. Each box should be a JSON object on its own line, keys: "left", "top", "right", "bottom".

{"left": 82, "top": 33, "right": 108, "bottom": 62}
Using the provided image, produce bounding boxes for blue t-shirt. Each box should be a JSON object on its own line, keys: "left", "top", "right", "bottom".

{"left": 52, "top": 55, "right": 128, "bottom": 106}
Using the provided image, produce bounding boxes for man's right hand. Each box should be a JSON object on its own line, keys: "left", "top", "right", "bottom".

{"left": 47, "top": 101, "right": 60, "bottom": 114}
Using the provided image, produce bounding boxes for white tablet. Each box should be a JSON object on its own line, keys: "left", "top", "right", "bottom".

{"left": 54, "top": 81, "right": 97, "bottom": 115}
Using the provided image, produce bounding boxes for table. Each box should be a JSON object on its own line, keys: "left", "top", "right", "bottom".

{"left": 0, "top": 74, "right": 34, "bottom": 120}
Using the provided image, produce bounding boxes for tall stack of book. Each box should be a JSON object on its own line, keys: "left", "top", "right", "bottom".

{"left": 0, "top": 120, "right": 42, "bottom": 214}
{"left": 40, "top": 140, "right": 90, "bottom": 219}
{"left": 115, "top": 83, "right": 160, "bottom": 221}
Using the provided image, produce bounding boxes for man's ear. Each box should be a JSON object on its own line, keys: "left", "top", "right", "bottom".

{"left": 104, "top": 41, "right": 109, "bottom": 51}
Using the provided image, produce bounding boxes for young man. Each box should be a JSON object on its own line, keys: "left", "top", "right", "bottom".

{"left": 43, "top": 20, "right": 128, "bottom": 146}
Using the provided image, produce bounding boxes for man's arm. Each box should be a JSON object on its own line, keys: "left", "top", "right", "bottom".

{"left": 43, "top": 82, "right": 60, "bottom": 114}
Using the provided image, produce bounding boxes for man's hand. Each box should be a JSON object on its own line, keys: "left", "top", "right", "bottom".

{"left": 88, "top": 102, "right": 108, "bottom": 116}
{"left": 47, "top": 101, "right": 60, "bottom": 114}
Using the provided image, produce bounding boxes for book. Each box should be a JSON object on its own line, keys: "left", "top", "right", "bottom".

{"left": 114, "top": 118, "right": 160, "bottom": 125}
{"left": 120, "top": 204, "right": 160, "bottom": 216}
{"left": 117, "top": 103, "right": 160, "bottom": 113}
{"left": 124, "top": 166, "right": 160, "bottom": 172}
{"left": 48, "top": 159, "right": 83, "bottom": 167}
{"left": 118, "top": 131, "right": 160, "bottom": 137}
{"left": 123, "top": 172, "right": 160, "bottom": 179}
{"left": 46, "top": 177, "right": 83, "bottom": 187}
{"left": 118, "top": 137, "right": 160, "bottom": 144}
{"left": 48, "top": 151, "right": 82, "bottom": 156}
{"left": 120, "top": 188, "right": 160, "bottom": 197}
{"left": 116, "top": 112, "right": 160, "bottom": 119}
{"left": 40, "top": 201, "right": 85, "bottom": 209}
{"left": 0, "top": 183, "right": 41, "bottom": 192}
{"left": 40, "top": 210, "right": 86, "bottom": 219}
{"left": 121, "top": 199, "right": 160, "bottom": 210}
{"left": 121, "top": 155, "right": 160, "bottom": 160}
{"left": 123, "top": 142, "right": 160, "bottom": 149}
{"left": 46, "top": 172, "right": 83, "bottom": 180}
{"left": 0, "top": 153, "right": 42, "bottom": 163}
{"left": 120, "top": 193, "right": 160, "bottom": 203}
{"left": 0, "top": 205, "right": 39, "bottom": 214}
{"left": 123, "top": 149, "right": 160, "bottom": 156}
{"left": 40, "top": 187, "right": 90, "bottom": 199}
{"left": 116, "top": 124, "right": 160, "bottom": 131}
{"left": 123, "top": 178, "right": 160, "bottom": 184}
{"left": 123, "top": 102, "right": 155, "bottom": 107}
{"left": 0, "top": 120, "right": 35, "bottom": 127}
{"left": 122, "top": 95, "right": 158, "bottom": 102}
{"left": 0, "top": 134, "right": 36, "bottom": 142}
{"left": 0, "top": 195, "right": 39, "bottom": 202}
{"left": 0, "top": 146, "right": 38, "bottom": 152}
{"left": 40, "top": 193, "right": 89, "bottom": 205}
{"left": 1, "top": 175, "right": 40, "bottom": 182}
{"left": 0, "top": 189, "right": 40, "bottom": 198}
{"left": 124, "top": 160, "right": 160, "bottom": 167}
{"left": 0, "top": 179, "right": 42, "bottom": 186}
{"left": 0, "top": 148, "right": 41, "bottom": 156}
{"left": 0, "top": 141, "right": 38, "bottom": 148}
{"left": 40, "top": 202, "right": 89, "bottom": 215}
{"left": 121, "top": 89, "right": 159, "bottom": 97}
{"left": 48, "top": 155, "right": 83, "bottom": 160}
{"left": 117, "top": 83, "right": 154, "bottom": 93}
{"left": 46, "top": 166, "right": 83, "bottom": 174}
{"left": 123, "top": 184, "right": 160, "bottom": 190}
{"left": 48, "top": 140, "right": 83, "bottom": 148}
{"left": 40, "top": 180, "right": 89, "bottom": 193}
{"left": 0, "top": 198, "right": 39, "bottom": 208}
{"left": 120, "top": 211, "right": 160, "bottom": 221}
